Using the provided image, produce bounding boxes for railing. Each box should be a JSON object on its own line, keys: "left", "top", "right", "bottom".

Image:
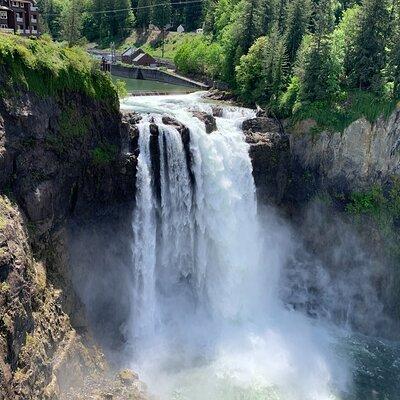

{"left": 129, "top": 90, "right": 195, "bottom": 96}
{"left": 16, "top": 17, "right": 23, "bottom": 22}
{"left": 0, "top": 27, "right": 14, "bottom": 33}
{"left": 24, "top": 29, "right": 30, "bottom": 33}
{"left": 31, "top": 18, "right": 37, "bottom": 23}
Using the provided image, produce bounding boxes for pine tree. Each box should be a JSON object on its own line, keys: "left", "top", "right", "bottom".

{"left": 37, "top": 0, "right": 64, "bottom": 39}
{"left": 61, "top": 0, "right": 83, "bottom": 45}
{"left": 137, "top": 0, "right": 151, "bottom": 31}
{"left": 236, "top": 0, "right": 263, "bottom": 54}
{"left": 299, "top": 0, "right": 338, "bottom": 101}
{"left": 388, "top": 0, "right": 400, "bottom": 98}
{"left": 152, "top": 0, "right": 172, "bottom": 28}
{"left": 276, "top": 0, "right": 287, "bottom": 32}
{"left": 284, "top": 0, "right": 312, "bottom": 63}
{"left": 235, "top": 24, "right": 287, "bottom": 105}
{"left": 259, "top": 0, "right": 274, "bottom": 35}
{"left": 184, "top": 0, "right": 203, "bottom": 31}
{"left": 263, "top": 24, "right": 288, "bottom": 104}
{"left": 344, "top": 0, "right": 390, "bottom": 91}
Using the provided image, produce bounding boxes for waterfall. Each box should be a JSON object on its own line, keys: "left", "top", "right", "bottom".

{"left": 123, "top": 94, "right": 349, "bottom": 400}
{"left": 131, "top": 121, "right": 157, "bottom": 338}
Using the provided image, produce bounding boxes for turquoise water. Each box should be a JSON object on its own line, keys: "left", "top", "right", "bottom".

{"left": 112, "top": 76, "right": 197, "bottom": 94}
{"left": 343, "top": 335, "right": 400, "bottom": 400}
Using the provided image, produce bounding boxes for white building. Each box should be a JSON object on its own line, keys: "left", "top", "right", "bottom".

{"left": 196, "top": 28, "right": 203, "bottom": 34}
{"left": 177, "top": 24, "right": 185, "bottom": 33}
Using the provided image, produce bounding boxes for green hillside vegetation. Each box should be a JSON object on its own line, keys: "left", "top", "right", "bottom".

{"left": 0, "top": 33, "right": 118, "bottom": 107}
{"left": 173, "top": 0, "right": 400, "bottom": 132}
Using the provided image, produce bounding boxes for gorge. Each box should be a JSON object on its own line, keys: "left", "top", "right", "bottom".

{"left": 1, "top": 83, "right": 400, "bottom": 399}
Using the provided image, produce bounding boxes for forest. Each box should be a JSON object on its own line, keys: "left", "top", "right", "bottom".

{"left": 37, "top": 0, "right": 400, "bottom": 128}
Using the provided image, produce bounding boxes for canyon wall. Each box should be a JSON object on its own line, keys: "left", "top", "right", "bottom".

{"left": 0, "top": 79, "right": 144, "bottom": 398}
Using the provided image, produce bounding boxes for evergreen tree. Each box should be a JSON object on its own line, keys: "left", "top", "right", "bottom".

{"left": 235, "top": 24, "right": 287, "bottom": 105}
{"left": 219, "top": 0, "right": 263, "bottom": 83}
{"left": 284, "top": 0, "right": 312, "bottom": 63}
{"left": 299, "top": 0, "right": 339, "bottom": 101}
{"left": 137, "top": 0, "right": 151, "bottom": 31}
{"left": 236, "top": 0, "right": 263, "bottom": 54}
{"left": 37, "top": 0, "right": 64, "bottom": 39}
{"left": 259, "top": 0, "right": 275, "bottom": 35}
{"left": 184, "top": 0, "right": 203, "bottom": 30}
{"left": 344, "top": 0, "right": 390, "bottom": 91}
{"left": 84, "top": 0, "right": 135, "bottom": 43}
{"left": 276, "top": 0, "right": 287, "bottom": 32}
{"left": 263, "top": 24, "right": 288, "bottom": 104}
{"left": 388, "top": 0, "right": 400, "bottom": 98}
{"left": 152, "top": 0, "right": 172, "bottom": 28}
{"left": 61, "top": 0, "right": 83, "bottom": 45}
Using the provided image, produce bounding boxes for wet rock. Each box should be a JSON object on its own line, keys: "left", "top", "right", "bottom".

{"left": 211, "top": 106, "right": 223, "bottom": 117}
{"left": 255, "top": 105, "right": 268, "bottom": 118}
{"left": 192, "top": 111, "right": 217, "bottom": 134}
{"left": 203, "top": 89, "right": 235, "bottom": 102}
{"left": 242, "top": 117, "right": 280, "bottom": 134}
{"left": 245, "top": 130, "right": 291, "bottom": 205}
{"left": 121, "top": 111, "right": 142, "bottom": 125}
{"left": 161, "top": 115, "right": 186, "bottom": 132}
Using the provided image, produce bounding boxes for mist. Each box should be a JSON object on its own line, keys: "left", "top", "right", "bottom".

{"left": 65, "top": 94, "right": 399, "bottom": 399}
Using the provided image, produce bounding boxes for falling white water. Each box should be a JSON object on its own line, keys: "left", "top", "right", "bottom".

{"left": 122, "top": 93, "right": 350, "bottom": 400}
{"left": 131, "top": 121, "right": 157, "bottom": 338}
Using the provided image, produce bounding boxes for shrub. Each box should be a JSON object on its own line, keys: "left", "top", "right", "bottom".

{"left": 0, "top": 33, "right": 118, "bottom": 109}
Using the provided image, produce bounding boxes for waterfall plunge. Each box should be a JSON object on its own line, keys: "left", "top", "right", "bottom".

{"left": 123, "top": 94, "right": 349, "bottom": 400}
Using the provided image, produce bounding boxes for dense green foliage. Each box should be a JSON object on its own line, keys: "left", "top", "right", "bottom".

{"left": 173, "top": 0, "right": 400, "bottom": 131}
{"left": 38, "top": 0, "right": 205, "bottom": 46}
{"left": 0, "top": 34, "right": 118, "bottom": 107}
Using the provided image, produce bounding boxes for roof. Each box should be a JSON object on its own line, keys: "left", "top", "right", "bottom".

{"left": 133, "top": 53, "right": 146, "bottom": 62}
{"left": 0, "top": 5, "right": 12, "bottom": 11}
{"left": 133, "top": 53, "right": 155, "bottom": 63}
{"left": 122, "top": 46, "right": 138, "bottom": 56}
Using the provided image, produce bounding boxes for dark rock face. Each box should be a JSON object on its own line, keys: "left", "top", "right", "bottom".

{"left": 242, "top": 117, "right": 290, "bottom": 205}
{"left": 0, "top": 92, "right": 137, "bottom": 240}
{"left": 0, "top": 90, "right": 139, "bottom": 399}
{"left": 192, "top": 111, "right": 217, "bottom": 134}
{"left": 242, "top": 117, "right": 280, "bottom": 135}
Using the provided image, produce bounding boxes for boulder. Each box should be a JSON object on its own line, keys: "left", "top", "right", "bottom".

{"left": 242, "top": 117, "right": 280, "bottom": 134}
{"left": 192, "top": 111, "right": 217, "bottom": 134}
{"left": 211, "top": 106, "right": 223, "bottom": 117}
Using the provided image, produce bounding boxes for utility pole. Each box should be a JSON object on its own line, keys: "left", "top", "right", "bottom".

{"left": 161, "top": 6, "right": 165, "bottom": 59}
{"left": 162, "top": 27, "right": 165, "bottom": 58}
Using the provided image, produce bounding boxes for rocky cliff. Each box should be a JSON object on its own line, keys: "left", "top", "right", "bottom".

{"left": 0, "top": 36, "right": 145, "bottom": 399}
{"left": 242, "top": 107, "right": 400, "bottom": 338}
{"left": 289, "top": 106, "right": 400, "bottom": 197}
